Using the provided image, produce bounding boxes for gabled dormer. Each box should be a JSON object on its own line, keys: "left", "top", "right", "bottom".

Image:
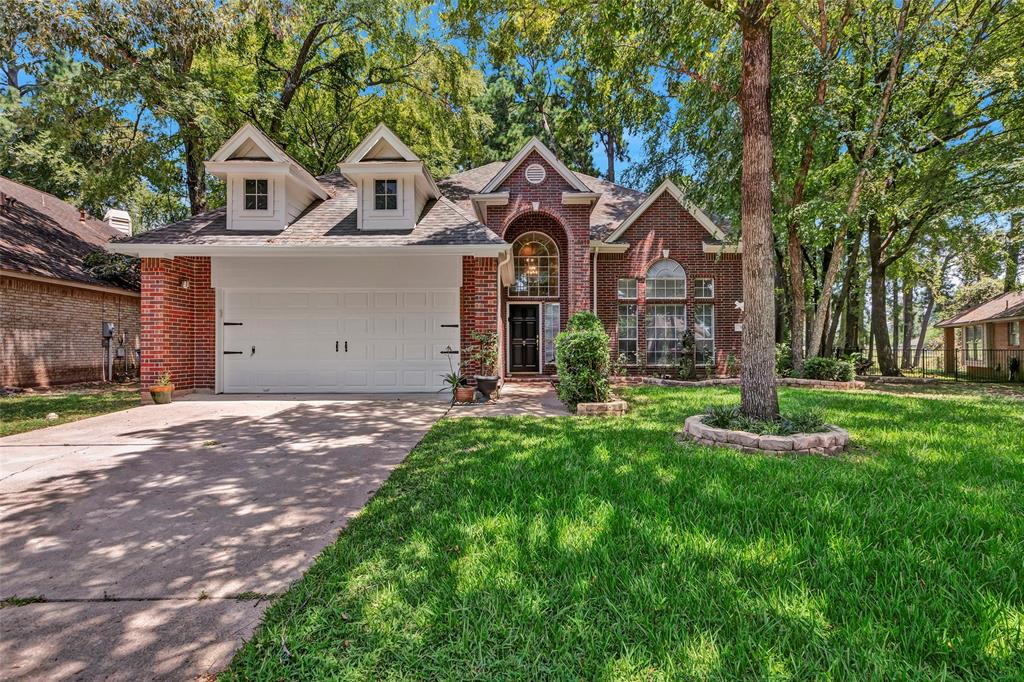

{"left": 205, "top": 124, "right": 328, "bottom": 231}
{"left": 336, "top": 123, "right": 441, "bottom": 231}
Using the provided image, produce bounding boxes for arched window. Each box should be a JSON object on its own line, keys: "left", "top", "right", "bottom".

{"left": 510, "top": 232, "right": 559, "bottom": 297}
{"left": 645, "top": 260, "right": 688, "bottom": 366}
{"left": 646, "top": 259, "right": 686, "bottom": 299}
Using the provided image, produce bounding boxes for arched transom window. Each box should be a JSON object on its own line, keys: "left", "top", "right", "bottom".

{"left": 646, "top": 259, "right": 686, "bottom": 299}
{"left": 510, "top": 232, "right": 559, "bottom": 297}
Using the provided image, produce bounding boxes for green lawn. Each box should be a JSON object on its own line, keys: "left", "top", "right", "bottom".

{"left": 0, "top": 389, "right": 140, "bottom": 437}
{"left": 225, "top": 386, "right": 1024, "bottom": 680}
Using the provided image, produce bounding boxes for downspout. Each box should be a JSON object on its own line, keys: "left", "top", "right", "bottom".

{"left": 592, "top": 247, "right": 598, "bottom": 313}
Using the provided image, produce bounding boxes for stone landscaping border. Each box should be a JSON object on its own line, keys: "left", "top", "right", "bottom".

{"left": 645, "top": 376, "right": 865, "bottom": 390}
{"left": 682, "top": 414, "right": 850, "bottom": 456}
{"left": 576, "top": 399, "right": 628, "bottom": 416}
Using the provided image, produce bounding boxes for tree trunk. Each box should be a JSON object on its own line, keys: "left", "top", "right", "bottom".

{"left": 182, "top": 122, "right": 208, "bottom": 215}
{"left": 867, "top": 321, "right": 874, "bottom": 362}
{"left": 604, "top": 132, "right": 616, "bottom": 183}
{"left": 826, "top": 229, "right": 861, "bottom": 356}
{"left": 891, "top": 279, "right": 900, "bottom": 362}
{"left": 806, "top": 1, "right": 911, "bottom": 356}
{"left": 901, "top": 281, "right": 914, "bottom": 367}
{"left": 913, "top": 287, "right": 935, "bottom": 368}
{"left": 844, "top": 257, "right": 864, "bottom": 353}
{"left": 737, "top": 5, "right": 779, "bottom": 421}
{"left": 869, "top": 216, "right": 900, "bottom": 375}
{"left": 787, "top": 219, "right": 807, "bottom": 372}
{"left": 1007, "top": 213, "right": 1022, "bottom": 291}
{"left": 774, "top": 244, "right": 788, "bottom": 343}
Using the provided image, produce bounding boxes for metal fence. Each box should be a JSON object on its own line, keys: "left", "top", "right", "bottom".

{"left": 854, "top": 347, "right": 1024, "bottom": 383}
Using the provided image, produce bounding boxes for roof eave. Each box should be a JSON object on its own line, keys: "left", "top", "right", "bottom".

{"left": 105, "top": 242, "right": 510, "bottom": 258}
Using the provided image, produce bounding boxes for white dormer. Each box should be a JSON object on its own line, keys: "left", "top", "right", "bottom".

{"left": 337, "top": 123, "right": 440, "bottom": 231}
{"left": 205, "top": 124, "right": 327, "bottom": 231}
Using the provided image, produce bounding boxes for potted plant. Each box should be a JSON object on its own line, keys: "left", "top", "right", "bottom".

{"left": 439, "top": 354, "right": 474, "bottom": 403}
{"left": 149, "top": 372, "right": 174, "bottom": 404}
{"left": 468, "top": 330, "right": 500, "bottom": 400}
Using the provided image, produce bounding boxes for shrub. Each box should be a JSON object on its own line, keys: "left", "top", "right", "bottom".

{"left": 703, "top": 404, "right": 829, "bottom": 436}
{"left": 776, "top": 343, "right": 794, "bottom": 377}
{"left": 555, "top": 311, "right": 611, "bottom": 408}
{"left": 802, "top": 356, "right": 855, "bottom": 382}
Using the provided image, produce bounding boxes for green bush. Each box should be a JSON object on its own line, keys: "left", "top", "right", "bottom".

{"left": 775, "top": 343, "right": 794, "bottom": 377}
{"left": 802, "top": 356, "right": 855, "bottom": 382}
{"left": 555, "top": 311, "right": 611, "bottom": 408}
{"left": 703, "top": 404, "right": 828, "bottom": 436}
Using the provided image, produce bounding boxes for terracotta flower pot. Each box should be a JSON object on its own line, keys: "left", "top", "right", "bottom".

{"left": 149, "top": 385, "right": 174, "bottom": 404}
{"left": 454, "top": 386, "right": 476, "bottom": 403}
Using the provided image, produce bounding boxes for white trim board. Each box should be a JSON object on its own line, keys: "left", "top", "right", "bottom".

{"left": 481, "top": 137, "right": 593, "bottom": 194}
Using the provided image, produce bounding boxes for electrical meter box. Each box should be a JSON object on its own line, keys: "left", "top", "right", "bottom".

{"left": 102, "top": 322, "right": 115, "bottom": 338}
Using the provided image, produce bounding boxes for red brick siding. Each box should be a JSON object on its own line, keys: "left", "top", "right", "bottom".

{"left": 460, "top": 256, "right": 500, "bottom": 380}
{"left": 140, "top": 257, "right": 215, "bottom": 390}
{"left": 595, "top": 193, "right": 743, "bottom": 376}
{"left": 1, "top": 275, "right": 141, "bottom": 387}
{"left": 482, "top": 151, "right": 592, "bottom": 314}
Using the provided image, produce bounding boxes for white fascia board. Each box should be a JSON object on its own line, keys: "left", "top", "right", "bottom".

{"left": 480, "top": 137, "right": 592, "bottom": 193}
{"left": 469, "top": 192, "right": 510, "bottom": 222}
{"left": 209, "top": 123, "right": 289, "bottom": 163}
{"left": 702, "top": 242, "right": 742, "bottom": 254}
{"left": 105, "top": 243, "right": 511, "bottom": 258}
{"left": 204, "top": 161, "right": 289, "bottom": 178}
{"left": 205, "top": 160, "right": 327, "bottom": 200}
{"left": 562, "top": 191, "right": 602, "bottom": 206}
{"left": 589, "top": 240, "right": 629, "bottom": 253}
{"left": 343, "top": 122, "right": 420, "bottom": 163}
{"left": 605, "top": 179, "right": 728, "bottom": 243}
{"left": 337, "top": 160, "right": 440, "bottom": 199}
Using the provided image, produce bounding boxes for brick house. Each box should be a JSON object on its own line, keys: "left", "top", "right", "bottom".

{"left": 936, "top": 290, "right": 1023, "bottom": 381}
{"left": 1, "top": 177, "right": 140, "bottom": 388}
{"left": 108, "top": 123, "right": 742, "bottom": 395}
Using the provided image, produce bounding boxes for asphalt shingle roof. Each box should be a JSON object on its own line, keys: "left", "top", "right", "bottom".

{"left": 936, "top": 291, "right": 1024, "bottom": 327}
{"left": 119, "top": 173, "right": 504, "bottom": 248}
{"left": 0, "top": 176, "right": 135, "bottom": 291}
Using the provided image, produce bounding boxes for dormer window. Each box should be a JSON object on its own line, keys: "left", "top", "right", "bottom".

{"left": 374, "top": 179, "right": 398, "bottom": 210}
{"left": 244, "top": 179, "right": 268, "bottom": 211}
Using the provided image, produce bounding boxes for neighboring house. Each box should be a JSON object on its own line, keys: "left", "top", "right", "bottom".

{"left": 107, "top": 124, "right": 742, "bottom": 395}
{"left": 1, "top": 177, "right": 141, "bottom": 388}
{"left": 935, "top": 290, "right": 1023, "bottom": 380}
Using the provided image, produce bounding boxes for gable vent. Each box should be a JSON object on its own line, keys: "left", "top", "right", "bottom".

{"left": 524, "top": 163, "right": 546, "bottom": 184}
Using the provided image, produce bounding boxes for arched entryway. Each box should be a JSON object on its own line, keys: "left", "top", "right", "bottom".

{"left": 502, "top": 212, "right": 571, "bottom": 375}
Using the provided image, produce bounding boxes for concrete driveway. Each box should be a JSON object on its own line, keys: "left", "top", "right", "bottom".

{"left": 0, "top": 393, "right": 449, "bottom": 680}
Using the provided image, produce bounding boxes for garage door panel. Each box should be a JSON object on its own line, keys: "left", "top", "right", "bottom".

{"left": 223, "top": 288, "right": 458, "bottom": 393}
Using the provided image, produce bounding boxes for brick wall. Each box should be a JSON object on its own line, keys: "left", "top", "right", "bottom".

{"left": 460, "top": 256, "right": 500, "bottom": 380}
{"left": 594, "top": 192, "right": 744, "bottom": 376}
{"left": 140, "top": 257, "right": 215, "bottom": 390}
{"left": 1, "top": 274, "right": 141, "bottom": 387}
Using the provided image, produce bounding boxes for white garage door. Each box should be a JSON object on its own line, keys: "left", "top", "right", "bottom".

{"left": 222, "top": 289, "right": 460, "bottom": 393}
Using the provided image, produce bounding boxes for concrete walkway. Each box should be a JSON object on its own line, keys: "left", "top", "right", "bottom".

{"left": 448, "top": 382, "right": 570, "bottom": 417}
{"left": 0, "top": 393, "right": 449, "bottom": 680}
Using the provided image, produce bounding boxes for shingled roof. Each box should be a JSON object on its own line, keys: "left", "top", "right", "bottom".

{"left": 936, "top": 290, "right": 1024, "bottom": 327}
{"left": 0, "top": 176, "right": 135, "bottom": 291}
{"left": 117, "top": 172, "right": 504, "bottom": 248}
{"left": 437, "top": 162, "right": 650, "bottom": 241}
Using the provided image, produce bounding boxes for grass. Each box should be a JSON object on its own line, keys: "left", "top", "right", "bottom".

{"left": 224, "top": 385, "right": 1024, "bottom": 680}
{"left": 0, "top": 389, "right": 140, "bottom": 437}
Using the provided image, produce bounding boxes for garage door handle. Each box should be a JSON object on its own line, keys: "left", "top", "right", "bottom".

{"left": 345, "top": 341, "right": 348, "bottom": 353}
{"left": 250, "top": 345, "right": 256, "bottom": 356}
{"left": 336, "top": 341, "right": 339, "bottom": 352}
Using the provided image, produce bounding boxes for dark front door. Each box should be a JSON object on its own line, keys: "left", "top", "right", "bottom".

{"left": 509, "top": 304, "right": 540, "bottom": 373}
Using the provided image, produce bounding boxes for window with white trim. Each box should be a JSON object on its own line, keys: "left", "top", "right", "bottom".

{"left": 695, "top": 278, "right": 714, "bottom": 299}
{"left": 244, "top": 179, "right": 268, "bottom": 211}
{"left": 543, "top": 303, "right": 560, "bottom": 364}
{"left": 617, "top": 278, "right": 637, "bottom": 299}
{"left": 694, "top": 304, "right": 714, "bottom": 365}
{"left": 617, "top": 304, "right": 637, "bottom": 363}
{"left": 1010, "top": 321, "right": 1020, "bottom": 346}
{"left": 965, "top": 324, "right": 983, "bottom": 361}
{"left": 374, "top": 179, "right": 398, "bottom": 210}
{"left": 646, "top": 260, "right": 686, "bottom": 299}
{"left": 510, "top": 232, "right": 559, "bottom": 297}
{"left": 646, "top": 304, "right": 687, "bottom": 365}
